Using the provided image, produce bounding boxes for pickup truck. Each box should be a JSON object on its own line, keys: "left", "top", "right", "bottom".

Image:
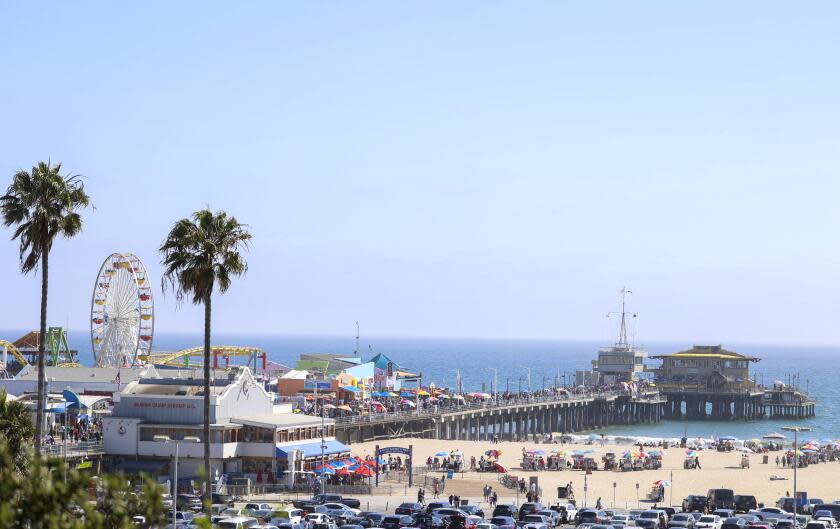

{"left": 294, "top": 494, "right": 361, "bottom": 510}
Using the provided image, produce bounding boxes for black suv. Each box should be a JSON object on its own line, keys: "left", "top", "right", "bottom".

{"left": 519, "top": 503, "right": 544, "bottom": 521}
{"left": 396, "top": 503, "right": 424, "bottom": 516}
{"left": 733, "top": 496, "right": 757, "bottom": 514}
{"left": 683, "top": 495, "right": 709, "bottom": 513}
{"left": 493, "top": 505, "right": 519, "bottom": 519}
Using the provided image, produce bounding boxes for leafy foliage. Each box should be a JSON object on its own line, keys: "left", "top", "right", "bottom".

{"left": 160, "top": 208, "right": 251, "bottom": 305}
{"left": 1, "top": 161, "right": 91, "bottom": 273}
{"left": 0, "top": 390, "right": 34, "bottom": 473}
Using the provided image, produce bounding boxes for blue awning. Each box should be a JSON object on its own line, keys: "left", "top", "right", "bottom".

{"left": 340, "top": 386, "right": 361, "bottom": 393}
{"left": 276, "top": 439, "right": 352, "bottom": 459}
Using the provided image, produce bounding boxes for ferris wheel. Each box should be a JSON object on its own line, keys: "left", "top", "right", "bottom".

{"left": 90, "top": 252, "right": 154, "bottom": 367}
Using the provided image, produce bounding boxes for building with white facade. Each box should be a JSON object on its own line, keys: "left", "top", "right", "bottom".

{"left": 103, "top": 366, "right": 349, "bottom": 486}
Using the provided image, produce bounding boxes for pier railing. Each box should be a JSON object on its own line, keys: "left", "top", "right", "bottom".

{"left": 333, "top": 389, "right": 662, "bottom": 427}
{"left": 39, "top": 440, "right": 104, "bottom": 458}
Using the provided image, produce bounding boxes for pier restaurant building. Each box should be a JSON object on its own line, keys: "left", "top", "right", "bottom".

{"left": 103, "top": 367, "right": 349, "bottom": 486}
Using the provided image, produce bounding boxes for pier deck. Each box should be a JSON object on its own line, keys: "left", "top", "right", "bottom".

{"left": 335, "top": 391, "right": 666, "bottom": 443}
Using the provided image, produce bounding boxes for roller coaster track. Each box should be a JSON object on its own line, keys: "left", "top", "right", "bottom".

{"left": 0, "top": 340, "right": 28, "bottom": 367}
{"left": 141, "top": 345, "right": 266, "bottom": 368}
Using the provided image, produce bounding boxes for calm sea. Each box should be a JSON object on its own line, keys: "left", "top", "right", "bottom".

{"left": 3, "top": 329, "right": 836, "bottom": 440}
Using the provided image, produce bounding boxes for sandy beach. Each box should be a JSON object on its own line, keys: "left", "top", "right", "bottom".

{"left": 345, "top": 438, "right": 840, "bottom": 510}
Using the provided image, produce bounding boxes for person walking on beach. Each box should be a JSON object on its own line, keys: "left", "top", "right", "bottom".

{"left": 433, "top": 479, "right": 440, "bottom": 499}
{"left": 695, "top": 456, "right": 701, "bottom": 469}
{"left": 491, "top": 490, "right": 498, "bottom": 507}
{"left": 596, "top": 498, "right": 602, "bottom": 510}
{"left": 418, "top": 487, "right": 425, "bottom": 504}
{"left": 449, "top": 494, "right": 455, "bottom": 506}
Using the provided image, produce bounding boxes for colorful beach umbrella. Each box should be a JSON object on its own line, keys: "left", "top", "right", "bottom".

{"left": 653, "top": 479, "right": 671, "bottom": 487}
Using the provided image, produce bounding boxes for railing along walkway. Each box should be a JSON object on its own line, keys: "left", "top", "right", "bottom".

{"left": 334, "top": 390, "right": 662, "bottom": 427}
{"left": 39, "top": 440, "right": 104, "bottom": 458}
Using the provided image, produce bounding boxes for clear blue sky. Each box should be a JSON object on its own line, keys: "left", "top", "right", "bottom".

{"left": 2, "top": 2, "right": 839, "bottom": 344}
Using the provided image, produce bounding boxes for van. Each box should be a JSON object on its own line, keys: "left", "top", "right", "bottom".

{"left": 707, "top": 489, "right": 735, "bottom": 510}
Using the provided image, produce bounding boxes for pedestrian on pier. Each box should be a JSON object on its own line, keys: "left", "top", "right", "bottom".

{"left": 433, "top": 479, "right": 440, "bottom": 499}
{"left": 418, "top": 487, "right": 425, "bottom": 504}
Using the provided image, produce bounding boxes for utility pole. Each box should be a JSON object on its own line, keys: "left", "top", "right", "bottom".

{"left": 782, "top": 425, "right": 810, "bottom": 514}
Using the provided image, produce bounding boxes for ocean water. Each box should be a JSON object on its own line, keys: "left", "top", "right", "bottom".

{"left": 3, "top": 329, "right": 836, "bottom": 440}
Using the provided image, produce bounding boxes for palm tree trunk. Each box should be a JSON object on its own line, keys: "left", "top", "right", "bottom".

{"left": 203, "top": 293, "right": 212, "bottom": 512}
{"left": 35, "top": 249, "right": 48, "bottom": 454}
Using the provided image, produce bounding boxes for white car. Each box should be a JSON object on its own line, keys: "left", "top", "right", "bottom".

{"left": 555, "top": 503, "right": 579, "bottom": 523}
{"left": 611, "top": 514, "right": 631, "bottom": 527}
{"left": 748, "top": 508, "right": 794, "bottom": 523}
{"left": 539, "top": 510, "right": 562, "bottom": 527}
{"left": 477, "top": 524, "right": 499, "bottom": 529}
{"left": 305, "top": 513, "right": 333, "bottom": 525}
{"left": 245, "top": 502, "right": 273, "bottom": 512}
{"left": 695, "top": 515, "right": 721, "bottom": 529}
{"left": 217, "top": 517, "right": 259, "bottom": 529}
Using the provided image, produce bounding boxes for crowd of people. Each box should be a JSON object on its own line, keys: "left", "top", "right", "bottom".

{"left": 43, "top": 415, "right": 103, "bottom": 447}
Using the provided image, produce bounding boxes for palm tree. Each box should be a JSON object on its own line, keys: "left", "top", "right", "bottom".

{"left": 1, "top": 161, "right": 91, "bottom": 453}
{"left": 159, "top": 208, "right": 251, "bottom": 508}
{"left": 0, "top": 390, "right": 35, "bottom": 473}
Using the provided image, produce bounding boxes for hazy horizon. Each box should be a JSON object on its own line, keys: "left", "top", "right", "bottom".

{"left": 3, "top": 2, "right": 840, "bottom": 345}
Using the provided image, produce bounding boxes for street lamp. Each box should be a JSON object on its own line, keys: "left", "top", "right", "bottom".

{"left": 781, "top": 426, "right": 810, "bottom": 514}
{"left": 488, "top": 368, "right": 498, "bottom": 405}
{"left": 154, "top": 434, "right": 200, "bottom": 529}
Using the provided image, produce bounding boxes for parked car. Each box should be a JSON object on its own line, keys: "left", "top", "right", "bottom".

{"left": 217, "top": 517, "right": 259, "bottom": 529}
{"left": 396, "top": 503, "right": 424, "bottom": 516}
{"left": 357, "top": 513, "right": 386, "bottom": 529}
{"left": 629, "top": 511, "right": 645, "bottom": 521}
{"left": 551, "top": 503, "right": 578, "bottom": 524}
{"left": 610, "top": 515, "right": 630, "bottom": 527}
{"left": 811, "top": 505, "right": 840, "bottom": 521}
{"left": 462, "top": 506, "right": 486, "bottom": 519}
{"left": 478, "top": 524, "right": 500, "bottom": 529}
{"left": 694, "top": 515, "right": 721, "bottom": 529}
{"left": 294, "top": 495, "right": 362, "bottom": 511}
{"left": 382, "top": 515, "right": 415, "bottom": 529}
{"left": 748, "top": 508, "right": 794, "bottom": 523}
{"left": 774, "top": 520, "right": 797, "bottom": 529}
{"left": 491, "top": 516, "right": 518, "bottom": 529}
{"left": 538, "top": 510, "right": 562, "bottom": 527}
{"left": 493, "top": 505, "right": 519, "bottom": 519}
{"left": 720, "top": 517, "right": 747, "bottom": 529}
{"left": 577, "top": 510, "right": 608, "bottom": 526}
{"left": 804, "top": 523, "right": 828, "bottom": 529}
{"left": 305, "top": 513, "right": 333, "bottom": 526}
{"left": 427, "top": 502, "right": 452, "bottom": 514}
{"left": 734, "top": 497, "right": 758, "bottom": 514}
{"left": 707, "top": 490, "right": 735, "bottom": 511}
{"left": 520, "top": 504, "right": 545, "bottom": 521}
{"left": 271, "top": 508, "right": 305, "bottom": 525}
{"left": 669, "top": 513, "right": 696, "bottom": 529}
{"left": 713, "top": 511, "right": 734, "bottom": 520}
{"left": 636, "top": 511, "right": 666, "bottom": 529}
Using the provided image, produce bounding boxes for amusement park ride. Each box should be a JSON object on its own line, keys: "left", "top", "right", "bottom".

{"left": 1, "top": 252, "right": 267, "bottom": 377}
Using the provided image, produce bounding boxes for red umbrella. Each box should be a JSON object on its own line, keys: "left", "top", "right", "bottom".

{"left": 355, "top": 467, "right": 374, "bottom": 477}
{"left": 493, "top": 462, "right": 508, "bottom": 473}
{"left": 336, "top": 467, "right": 351, "bottom": 476}
{"left": 256, "top": 469, "right": 263, "bottom": 483}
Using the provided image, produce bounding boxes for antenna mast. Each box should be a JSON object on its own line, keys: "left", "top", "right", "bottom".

{"left": 607, "top": 287, "right": 637, "bottom": 348}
